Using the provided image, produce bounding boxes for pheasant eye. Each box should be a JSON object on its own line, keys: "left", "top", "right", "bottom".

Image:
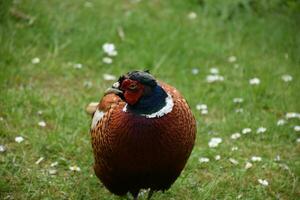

{"left": 128, "top": 84, "right": 137, "bottom": 90}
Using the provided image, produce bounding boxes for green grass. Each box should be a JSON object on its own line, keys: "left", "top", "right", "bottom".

{"left": 1, "top": 0, "right": 300, "bottom": 199}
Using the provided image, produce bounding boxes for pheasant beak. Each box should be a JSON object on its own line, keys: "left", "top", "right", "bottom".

{"left": 105, "top": 82, "right": 123, "bottom": 95}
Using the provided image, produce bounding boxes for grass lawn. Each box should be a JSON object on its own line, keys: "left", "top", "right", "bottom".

{"left": 0, "top": 0, "right": 299, "bottom": 199}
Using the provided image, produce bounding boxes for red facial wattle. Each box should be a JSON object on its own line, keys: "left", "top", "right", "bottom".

{"left": 120, "top": 79, "right": 144, "bottom": 105}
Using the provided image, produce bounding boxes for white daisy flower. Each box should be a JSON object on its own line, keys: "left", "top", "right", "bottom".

{"left": 231, "top": 133, "right": 241, "bottom": 140}
{"left": 48, "top": 169, "right": 57, "bottom": 175}
{"left": 50, "top": 161, "right": 58, "bottom": 167}
{"left": 258, "top": 179, "right": 269, "bottom": 186}
{"left": 73, "top": 63, "right": 83, "bottom": 69}
{"left": 83, "top": 80, "right": 93, "bottom": 88}
{"left": 196, "top": 104, "right": 207, "bottom": 111}
{"left": 199, "top": 157, "right": 210, "bottom": 163}
{"left": 191, "top": 68, "right": 199, "bottom": 75}
{"left": 229, "top": 158, "right": 239, "bottom": 165}
{"left": 102, "top": 57, "right": 113, "bottom": 64}
{"left": 228, "top": 56, "right": 237, "bottom": 63}
{"left": 231, "top": 146, "right": 238, "bottom": 151}
{"left": 281, "top": 74, "right": 293, "bottom": 82}
{"left": 38, "top": 121, "right": 46, "bottom": 127}
{"left": 102, "top": 43, "right": 118, "bottom": 56}
{"left": 235, "top": 108, "right": 244, "bottom": 113}
{"left": 187, "top": 12, "right": 197, "bottom": 20}
{"left": 201, "top": 109, "right": 208, "bottom": 115}
{"left": 274, "top": 155, "right": 280, "bottom": 161}
{"left": 294, "top": 126, "right": 300, "bottom": 132}
{"left": 208, "top": 137, "right": 222, "bottom": 148}
{"left": 215, "top": 155, "right": 221, "bottom": 160}
{"left": 251, "top": 156, "right": 262, "bottom": 162}
{"left": 245, "top": 162, "right": 253, "bottom": 169}
{"left": 242, "top": 128, "right": 251, "bottom": 134}
{"left": 31, "top": 57, "right": 40, "bottom": 64}
{"left": 210, "top": 68, "right": 219, "bottom": 74}
{"left": 257, "top": 127, "right": 267, "bottom": 133}
{"left": 285, "top": 112, "right": 300, "bottom": 119}
{"left": 103, "top": 73, "right": 116, "bottom": 81}
{"left": 69, "top": 165, "right": 81, "bottom": 172}
{"left": 35, "top": 157, "right": 44, "bottom": 165}
{"left": 249, "top": 78, "right": 260, "bottom": 85}
{"left": 277, "top": 119, "right": 286, "bottom": 126}
{"left": 206, "top": 75, "right": 224, "bottom": 83}
{"left": 0, "top": 145, "right": 6, "bottom": 153}
{"left": 15, "top": 136, "right": 24, "bottom": 143}
{"left": 233, "top": 98, "right": 243, "bottom": 104}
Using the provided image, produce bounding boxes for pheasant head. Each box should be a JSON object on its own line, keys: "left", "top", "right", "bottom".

{"left": 106, "top": 71, "right": 169, "bottom": 115}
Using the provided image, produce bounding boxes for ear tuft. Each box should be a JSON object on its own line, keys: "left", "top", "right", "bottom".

{"left": 144, "top": 69, "right": 151, "bottom": 74}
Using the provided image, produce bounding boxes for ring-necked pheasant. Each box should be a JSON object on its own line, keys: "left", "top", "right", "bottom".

{"left": 89, "top": 71, "right": 196, "bottom": 199}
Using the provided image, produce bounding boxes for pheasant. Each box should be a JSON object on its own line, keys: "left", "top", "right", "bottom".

{"left": 89, "top": 71, "right": 196, "bottom": 199}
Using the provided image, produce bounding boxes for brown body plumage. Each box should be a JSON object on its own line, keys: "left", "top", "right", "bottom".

{"left": 90, "top": 71, "right": 196, "bottom": 199}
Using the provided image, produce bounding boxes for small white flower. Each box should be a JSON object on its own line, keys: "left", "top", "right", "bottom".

{"left": 235, "top": 108, "right": 244, "bottom": 113}
{"left": 196, "top": 104, "right": 207, "bottom": 110}
{"left": 188, "top": 12, "right": 197, "bottom": 20}
{"left": 210, "top": 68, "right": 219, "bottom": 74}
{"left": 206, "top": 75, "right": 224, "bottom": 83}
{"left": 258, "top": 179, "right": 269, "bottom": 186}
{"left": 257, "top": 127, "right": 267, "bottom": 133}
{"left": 15, "top": 136, "right": 24, "bottom": 143}
{"left": 297, "top": 138, "right": 300, "bottom": 143}
{"left": 69, "top": 165, "right": 81, "bottom": 172}
{"left": 251, "top": 156, "right": 262, "bottom": 162}
{"left": 242, "top": 128, "right": 252, "bottom": 134}
{"left": 233, "top": 98, "right": 243, "bottom": 104}
{"left": 31, "top": 57, "right": 40, "bottom": 64}
{"left": 73, "top": 63, "right": 83, "bottom": 69}
{"left": 215, "top": 155, "right": 221, "bottom": 160}
{"left": 281, "top": 74, "right": 293, "bottom": 82}
{"left": 102, "top": 43, "right": 117, "bottom": 56}
{"left": 277, "top": 119, "right": 286, "bottom": 126}
{"left": 102, "top": 57, "right": 113, "bottom": 64}
{"left": 286, "top": 112, "right": 300, "bottom": 119}
{"left": 231, "top": 133, "right": 241, "bottom": 140}
{"left": 228, "top": 56, "right": 237, "bottom": 63}
{"left": 294, "top": 126, "right": 300, "bottom": 132}
{"left": 199, "top": 157, "right": 210, "bottom": 163}
{"left": 208, "top": 137, "right": 222, "bottom": 148}
{"left": 35, "top": 157, "right": 44, "bottom": 165}
{"left": 245, "top": 162, "right": 253, "bottom": 169}
{"left": 191, "top": 68, "right": 199, "bottom": 75}
{"left": 229, "top": 158, "right": 239, "bottom": 165}
{"left": 201, "top": 109, "right": 208, "bottom": 115}
{"left": 274, "top": 155, "right": 280, "bottom": 162}
{"left": 38, "top": 121, "right": 46, "bottom": 127}
{"left": 49, "top": 169, "right": 57, "bottom": 175}
{"left": 37, "top": 110, "right": 43, "bottom": 115}
{"left": 83, "top": 80, "right": 93, "bottom": 88}
{"left": 231, "top": 146, "right": 238, "bottom": 151}
{"left": 0, "top": 145, "right": 6, "bottom": 153}
{"left": 103, "top": 73, "right": 117, "bottom": 81}
{"left": 249, "top": 78, "right": 260, "bottom": 85}
{"left": 50, "top": 161, "right": 58, "bottom": 167}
